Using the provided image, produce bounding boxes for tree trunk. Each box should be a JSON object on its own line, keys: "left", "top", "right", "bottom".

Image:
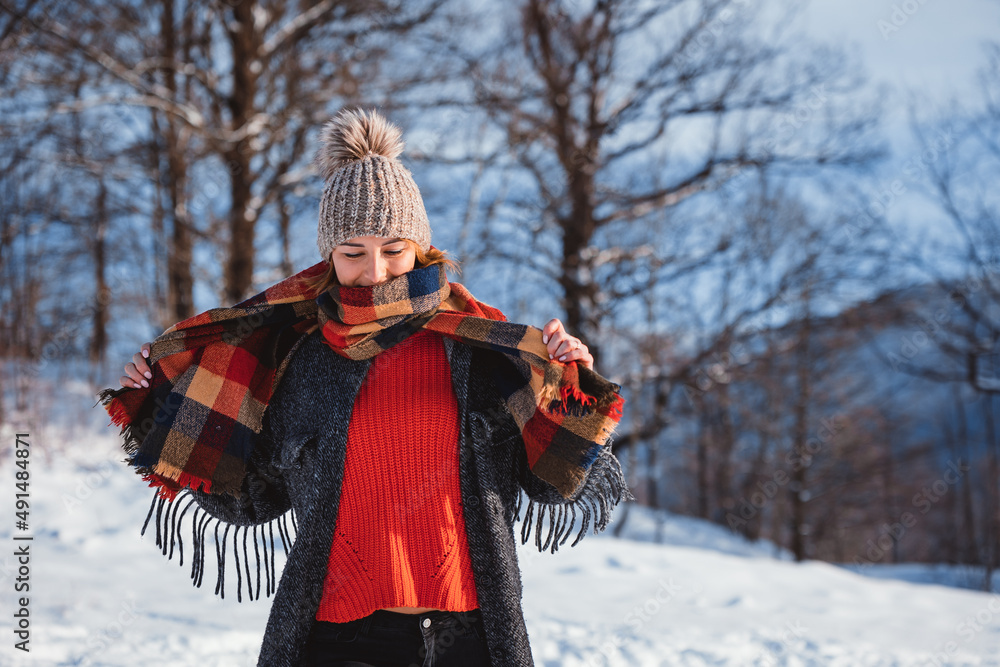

{"left": 789, "top": 293, "right": 813, "bottom": 562}
{"left": 558, "top": 172, "right": 601, "bottom": 366}
{"left": 983, "top": 394, "right": 999, "bottom": 590}
{"left": 714, "top": 381, "right": 736, "bottom": 522}
{"left": 278, "top": 190, "right": 293, "bottom": 278}
{"left": 222, "top": 0, "right": 260, "bottom": 304}
{"left": 696, "top": 407, "right": 710, "bottom": 520}
{"left": 740, "top": 430, "right": 771, "bottom": 541}
{"left": 89, "top": 179, "right": 109, "bottom": 364}
{"left": 161, "top": 0, "right": 194, "bottom": 321}
{"left": 882, "top": 433, "right": 899, "bottom": 563}
{"left": 954, "top": 388, "right": 978, "bottom": 564}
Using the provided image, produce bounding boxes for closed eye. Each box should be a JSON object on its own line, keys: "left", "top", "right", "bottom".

{"left": 344, "top": 249, "right": 404, "bottom": 259}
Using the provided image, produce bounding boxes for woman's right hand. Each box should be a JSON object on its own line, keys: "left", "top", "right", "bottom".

{"left": 120, "top": 342, "right": 153, "bottom": 389}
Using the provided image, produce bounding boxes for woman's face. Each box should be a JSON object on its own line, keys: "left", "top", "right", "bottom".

{"left": 331, "top": 236, "right": 417, "bottom": 287}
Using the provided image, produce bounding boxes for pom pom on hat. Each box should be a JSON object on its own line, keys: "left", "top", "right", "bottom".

{"left": 314, "top": 107, "right": 431, "bottom": 258}
{"left": 314, "top": 107, "right": 405, "bottom": 181}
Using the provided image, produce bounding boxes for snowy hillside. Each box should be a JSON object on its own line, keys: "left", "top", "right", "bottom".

{"left": 0, "top": 422, "right": 998, "bottom": 667}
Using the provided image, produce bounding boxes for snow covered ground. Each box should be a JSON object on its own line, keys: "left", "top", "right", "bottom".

{"left": 0, "top": 421, "right": 998, "bottom": 667}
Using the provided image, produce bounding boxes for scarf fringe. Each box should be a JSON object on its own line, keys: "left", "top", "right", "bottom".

{"left": 140, "top": 489, "right": 296, "bottom": 602}
{"left": 559, "top": 381, "right": 596, "bottom": 410}
{"left": 99, "top": 387, "right": 132, "bottom": 428}
{"left": 540, "top": 369, "right": 625, "bottom": 423}
{"left": 96, "top": 387, "right": 145, "bottom": 460}
{"left": 517, "top": 445, "right": 633, "bottom": 554}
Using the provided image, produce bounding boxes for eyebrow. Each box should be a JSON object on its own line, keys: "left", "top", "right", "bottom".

{"left": 339, "top": 238, "right": 406, "bottom": 247}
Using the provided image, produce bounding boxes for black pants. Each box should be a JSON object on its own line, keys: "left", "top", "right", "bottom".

{"left": 304, "top": 608, "right": 492, "bottom": 667}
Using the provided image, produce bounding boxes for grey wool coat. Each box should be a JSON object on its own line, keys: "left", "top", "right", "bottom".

{"left": 141, "top": 330, "right": 629, "bottom": 667}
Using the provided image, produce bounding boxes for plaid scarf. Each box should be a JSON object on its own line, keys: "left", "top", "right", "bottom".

{"left": 98, "top": 261, "right": 624, "bottom": 501}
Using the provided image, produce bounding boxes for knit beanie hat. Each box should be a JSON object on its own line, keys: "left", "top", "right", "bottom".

{"left": 314, "top": 107, "right": 431, "bottom": 260}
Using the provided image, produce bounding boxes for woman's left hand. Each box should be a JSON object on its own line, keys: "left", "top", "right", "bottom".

{"left": 542, "top": 318, "right": 594, "bottom": 370}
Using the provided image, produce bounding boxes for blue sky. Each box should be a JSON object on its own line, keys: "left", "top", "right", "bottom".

{"left": 794, "top": 0, "right": 1000, "bottom": 279}
{"left": 802, "top": 0, "right": 999, "bottom": 105}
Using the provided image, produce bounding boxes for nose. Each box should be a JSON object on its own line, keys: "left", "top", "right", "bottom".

{"left": 364, "top": 254, "right": 389, "bottom": 285}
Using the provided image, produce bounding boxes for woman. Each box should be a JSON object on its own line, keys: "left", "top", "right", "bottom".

{"left": 101, "top": 107, "right": 629, "bottom": 667}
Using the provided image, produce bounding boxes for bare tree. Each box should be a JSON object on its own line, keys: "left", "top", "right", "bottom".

{"left": 888, "top": 42, "right": 1000, "bottom": 586}
{"left": 430, "top": 0, "right": 877, "bottom": 357}
{"left": 1, "top": 0, "right": 447, "bottom": 346}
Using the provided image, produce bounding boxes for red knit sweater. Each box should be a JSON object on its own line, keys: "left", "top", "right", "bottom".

{"left": 314, "top": 329, "right": 479, "bottom": 622}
